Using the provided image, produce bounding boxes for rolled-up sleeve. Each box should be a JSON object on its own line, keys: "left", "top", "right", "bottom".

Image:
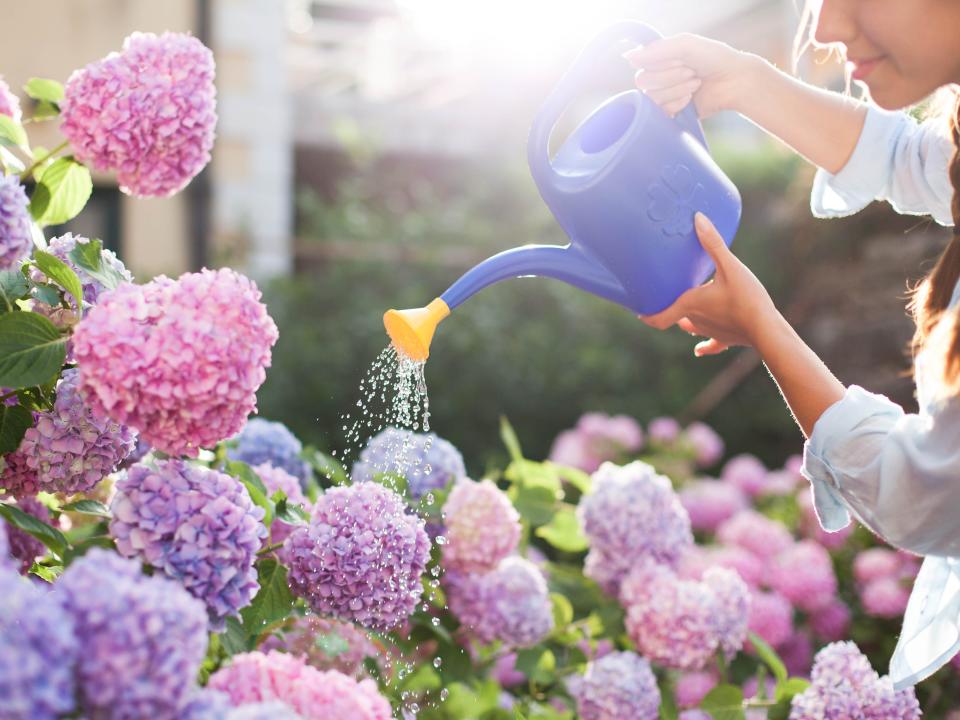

{"left": 811, "top": 107, "right": 954, "bottom": 226}
{"left": 801, "top": 385, "right": 960, "bottom": 557}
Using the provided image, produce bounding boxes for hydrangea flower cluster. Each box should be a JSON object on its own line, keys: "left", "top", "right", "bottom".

{"left": 0, "top": 520, "right": 10, "bottom": 570}
{"left": 261, "top": 616, "right": 381, "bottom": 678}
{"left": 207, "top": 651, "right": 392, "bottom": 720}
{"left": 0, "top": 174, "right": 32, "bottom": 270}
{"left": 675, "top": 671, "right": 718, "bottom": 709}
{"left": 679, "top": 479, "right": 748, "bottom": 533}
{"left": 852, "top": 548, "right": 920, "bottom": 618}
{"left": 352, "top": 427, "right": 466, "bottom": 499}
{"left": 72, "top": 268, "right": 279, "bottom": 456}
{"left": 228, "top": 418, "right": 311, "bottom": 486}
{"left": 768, "top": 540, "right": 837, "bottom": 612}
{"left": 285, "top": 482, "right": 430, "bottom": 631}
{"left": 446, "top": 556, "right": 554, "bottom": 648}
{"left": 682, "top": 421, "right": 724, "bottom": 467}
{"left": 647, "top": 416, "right": 681, "bottom": 444}
{"left": 716, "top": 510, "right": 794, "bottom": 563}
{"left": 441, "top": 479, "right": 521, "bottom": 573}
{"left": 0, "top": 75, "right": 21, "bottom": 122}
{"left": 110, "top": 460, "right": 267, "bottom": 627}
{"left": 3, "top": 494, "right": 50, "bottom": 573}
{"left": 253, "top": 462, "right": 308, "bottom": 548}
{"left": 549, "top": 412, "right": 644, "bottom": 473}
{"left": 578, "top": 461, "right": 692, "bottom": 593}
{"left": 620, "top": 558, "right": 749, "bottom": 670}
{"left": 567, "top": 651, "right": 661, "bottom": 720}
{"left": 8, "top": 368, "right": 136, "bottom": 497}
{"left": 720, "top": 454, "right": 768, "bottom": 497}
{"left": 59, "top": 549, "right": 208, "bottom": 719}
{"left": 809, "top": 598, "right": 852, "bottom": 642}
{"left": 789, "top": 642, "right": 920, "bottom": 719}
{"left": 0, "top": 567, "right": 77, "bottom": 719}
{"left": 746, "top": 589, "right": 794, "bottom": 648}
{"left": 61, "top": 32, "right": 216, "bottom": 197}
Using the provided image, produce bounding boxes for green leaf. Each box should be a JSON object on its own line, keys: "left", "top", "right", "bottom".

{"left": 500, "top": 415, "right": 523, "bottom": 462}
{"left": 0, "top": 145, "right": 25, "bottom": 173}
{"left": 775, "top": 677, "right": 810, "bottom": 701}
{"left": 511, "top": 484, "right": 557, "bottom": 527}
{"left": 0, "top": 115, "right": 28, "bottom": 150}
{"left": 67, "top": 238, "right": 128, "bottom": 291}
{"left": 23, "top": 78, "right": 64, "bottom": 104}
{"left": 240, "top": 558, "right": 295, "bottom": 637}
{"left": 30, "top": 158, "right": 92, "bottom": 226}
{"left": 699, "top": 684, "right": 745, "bottom": 720}
{"left": 33, "top": 250, "right": 84, "bottom": 311}
{"left": 0, "top": 270, "right": 29, "bottom": 313}
{"left": 221, "top": 616, "right": 251, "bottom": 655}
{"left": 749, "top": 632, "right": 788, "bottom": 685}
{"left": 369, "top": 470, "right": 407, "bottom": 497}
{"left": 314, "top": 630, "right": 351, "bottom": 658}
{"left": 0, "top": 404, "right": 32, "bottom": 454}
{"left": 31, "top": 101, "right": 60, "bottom": 120}
{"left": 659, "top": 677, "right": 679, "bottom": 720}
{"left": 225, "top": 459, "right": 273, "bottom": 526}
{"left": 551, "top": 462, "right": 592, "bottom": 494}
{"left": 535, "top": 507, "right": 588, "bottom": 552}
{"left": 307, "top": 447, "right": 347, "bottom": 486}
{"left": 549, "top": 592, "right": 574, "bottom": 628}
{"left": 0, "top": 311, "right": 67, "bottom": 389}
{"left": 274, "top": 496, "right": 310, "bottom": 525}
{"left": 30, "top": 283, "right": 61, "bottom": 308}
{"left": 0, "top": 502, "right": 68, "bottom": 558}
{"left": 59, "top": 499, "right": 111, "bottom": 518}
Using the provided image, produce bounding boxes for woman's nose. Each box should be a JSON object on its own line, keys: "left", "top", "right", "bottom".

{"left": 813, "top": 0, "right": 858, "bottom": 46}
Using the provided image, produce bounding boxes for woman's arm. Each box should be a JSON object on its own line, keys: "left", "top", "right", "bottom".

{"left": 627, "top": 35, "right": 867, "bottom": 173}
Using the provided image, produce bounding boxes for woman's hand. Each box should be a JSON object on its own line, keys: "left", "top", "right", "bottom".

{"left": 640, "top": 212, "right": 778, "bottom": 357}
{"left": 624, "top": 33, "right": 766, "bottom": 118}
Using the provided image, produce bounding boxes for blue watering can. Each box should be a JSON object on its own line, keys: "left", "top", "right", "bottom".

{"left": 384, "top": 21, "right": 742, "bottom": 361}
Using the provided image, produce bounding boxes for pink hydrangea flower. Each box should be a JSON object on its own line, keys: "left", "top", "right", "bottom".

{"left": 810, "top": 599, "right": 852, "bottom": 643}
{"left": 716, "top": 510, "right": 794, "bottom": 564}
{"left": 0, "top": 76, "right": 21, "bottom": 122}
{"left": 579, "top": 461, "right": 692, "bottom": 594}
{"left": 110, "top": 460, "right": 267, "bottom": 628}
{"left": 285, "top": 482, "right": 431, "bottom": 631}
{"left": 853, "top": 548, "right": 903, "bottom": 585}
{"left": 208, "top": 651, "right": 391, "bottom": 720}
{"left": 768, "top": 540, "right": 837, "bottom": 612}
{"left": 648, "top": 416, "right": 682, "bottom": 444}
{"left": 720, "top": 454, "right": 767, "bottom": 497}
{"left": 490, "top": 653, "right": 526, "bottom": 688}
{"left": 861, "top": 577, "right": 912, "bottom": 618}
{"left": 0, "top": 175, "right": 32, "bottom": 271}
{"left": 679, "top": 479, "right": 748, "bottom": 533}
{"left": 683, "top": 421, "right": 724, "bottom": 467}
{"left": 72, "top": 268, "right": 278, "bottom": 457}
{"left": 677, "top": 545, "right": 765, "bottom": 590}
{"left": 703, "top": 566, "right": 751, "bottom": 659}
{"left": 779, "top": 630, "right": 814, "bottom": 677}
{"left": 261, "top": 616, "right": 382, "bottom": 679}
{"left": 746, "top": 589, "right": 794, "bottom": 649}
{"left": 549, "top": 413, "right": 644, "bottom": 473}
{"left": 675, "top": 671, "right": 718, "bottom": 709}
{"left": 441, "top": 479, "right": 521, "bottom": 573}
{"left": 762, "top": 469, "right": 800, "bottom": 496}
{"left": 61, "top": 32, "right": 216, "bottom": 197}
{"left": 797, "top": 487, "right": 853, "bottom": 549}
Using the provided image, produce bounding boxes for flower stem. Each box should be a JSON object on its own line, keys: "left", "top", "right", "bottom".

{"left": 257, "top": 542, "right": 284, "bottom": 556}
{"left": 20, "top": 139, "right": 69, "bottom": 179}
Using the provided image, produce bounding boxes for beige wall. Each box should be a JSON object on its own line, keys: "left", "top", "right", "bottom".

{"left": 0, "top": 0, "right": 198, "bottom": 279}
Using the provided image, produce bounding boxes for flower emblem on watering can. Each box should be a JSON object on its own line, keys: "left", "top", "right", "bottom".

{"left": 647, "top": 164, "right": 709, "bottom": 238}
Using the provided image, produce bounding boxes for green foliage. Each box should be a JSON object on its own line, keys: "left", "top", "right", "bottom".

{"left": 0, "top": 311, "right": 67, "bottom": 388}
{"left": 33, "top": 250, "right": 84, "bottom": 312}
{"left": 0, "top": 403, "right": 32, "bottom": 453}
{"left": 0, "top": 114, "right": 28, "bottom": 150}
{"left": 29, "top": 157, "right": 93, "bottom": 226}
{"left": 0, "top": 501, "right": 68, "bottom": 558}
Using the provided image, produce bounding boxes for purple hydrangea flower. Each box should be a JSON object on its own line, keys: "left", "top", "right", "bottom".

{"left": 720, "top": 454, "right": 768, "bottom": 497}
{"left": 110, "top": 460, "right": 267, "bottom": 628}
{"left": 809, "top": 599, "right": 852, "bottom": 643}
{"left": 0, "top": 174, "right": 32, "bottom": 270}
{"left": 59, "top": 549, "right": 208, "bottom": 719}
{"left": 441, "top": 479, "right": 521, "bottom": 573}
{"left": 72, "top": 269, "right": 279, "bottom": 457}
{"left": 568, "top": 651, "right": 660, "bottom": 720}
{"left": 12, "top": 368, "right": 136, "bottom": 496}
{"left": 679, "top": 479, "right": 748, "bottom": 533}
{"left": 177, "top": 690, "right": 233, "bottom": 720}
{"left": 790, "top": 642, "right": 920, "bottom": 719}
{"left": 351, "top": 427, "right": 466, "bottom": 499}
{"left": 747, "top": 589, "right": 794, "bottom": 649}
{"left": 261, "top": 616, "right": 382, "bottom": 678}
{"left": 228, "top": 418, "right": 311, "bottom": 487}
{"left": 3, "top": 494, "right": 50, "bottom": 573}
{"left": 683, "top": 421, "right": 724, "bottom": 467}
{"left": 61, "top": 32, "right": 216, "bottom": 197}
{"left": 768, "top": 540, "right": 837, "bottom": 612}
{"left": 446, "top": 556, "right": 554, "bottom": 648}
{"left": 549, "top": 412, "right": 644, "bottom": 473}
{"left": 578, "top": 461, "right": 692, "bottom": 594}
{"left": 0, "top": 567, "right": 77, "bottom": 719}
{"left": 0, "top": 518, "right": 10, "bottom": 570}
{"left": 702, "top": 566, "right": 751, "bottom": 659}
{"left": 675, "top": 671, "right": 718, "bottom": 709}
{"left": 716, "top": 510, "right": 794, "bottom": 564}
{"left": 285, "top": 482, "right": 430, "bottom": 631}
{"left": 779, "top": 630, "right": 814, "bottom": 677}
{"left": 0, "top": 76, "right": 22, "bottom": 122}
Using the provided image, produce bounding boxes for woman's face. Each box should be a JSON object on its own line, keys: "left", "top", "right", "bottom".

{"left": 813, "top": 0, "right": 960, "bottom": 108}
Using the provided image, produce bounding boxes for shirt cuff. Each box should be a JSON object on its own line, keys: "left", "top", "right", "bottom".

{"left": 810, "top": 107, "right": 904, "bottom": 218}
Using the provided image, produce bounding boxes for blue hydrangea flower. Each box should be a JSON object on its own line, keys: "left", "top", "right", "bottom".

{"left": 228, "top": 418, "right": 311, "bottom": 486}
{"left": 568, "top": 651, "right": 660, "bottom": 720}
{"left": 352, "top": 427, "right": 465, "bottom": 499}
{"left": 0, "top": 175, "right": 31, "bottom": 270}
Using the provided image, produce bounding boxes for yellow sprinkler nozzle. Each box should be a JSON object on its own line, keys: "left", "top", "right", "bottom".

{"left": 383, "top": 298, "right": 450, "bottom": 362}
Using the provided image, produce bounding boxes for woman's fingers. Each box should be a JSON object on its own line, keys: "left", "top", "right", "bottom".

{"left": 623, "top": 34, "right": 698, "bottom": 68}
{"left": 644, "top": 79, "right": 702, "bottom": 109}
{"left": 639, "top": 285, "right": 706, "bottom": 330}
{"left": 693, "top": 212, "right": 731, "bottom": 271}
{"left": 694, "top": 337, "right": 729, "bottom": 356}
{"left": 634, "top": 65, "right": 697, "bottom": 91}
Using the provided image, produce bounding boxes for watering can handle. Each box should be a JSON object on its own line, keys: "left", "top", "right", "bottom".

{"left": 528, "top": 21, "right": 707, "bottom": 186}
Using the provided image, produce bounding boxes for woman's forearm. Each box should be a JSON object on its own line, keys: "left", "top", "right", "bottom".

{"left": 750, "top": 309, "right": 846, "bottom": 438}
{"left": 735, "top": 56, "right": 868, "bottom": 175}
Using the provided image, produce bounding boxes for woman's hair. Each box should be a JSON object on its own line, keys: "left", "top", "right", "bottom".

{"left": 795, "top": 2, "right": 960, "bottom": 395}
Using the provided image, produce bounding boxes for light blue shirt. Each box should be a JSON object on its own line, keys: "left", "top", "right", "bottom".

{"left": 801, "top": 105, "right": 958, "bottom": 689}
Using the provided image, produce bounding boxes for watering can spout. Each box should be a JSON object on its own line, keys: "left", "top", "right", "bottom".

{"left": 384, "top": 298, "right": 450, "bottom": 362}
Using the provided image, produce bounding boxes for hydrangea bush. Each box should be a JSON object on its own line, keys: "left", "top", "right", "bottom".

{"left": 0, "top": 31, "right": 952, "bottom": 720}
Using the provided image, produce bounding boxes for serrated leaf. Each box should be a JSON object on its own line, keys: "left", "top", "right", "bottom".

{"left": 24, "top": 78, "right": 64, "bottom": 104}
{"left": 221, "top": 616, "right": 251, "bottom": 654}
{"left": 0, "top": 115, "right": 28, "bottom": 150}
{"left": 30, "top": 158, "right": 92, "bottom": 226}
{"left": 240, "top": 558, "right": 294, "bottom": 637}
{"left": 700, "top": 684, "right": 745, "bottom": 720}
{"left": 0, "top": 311, "right": 67, "bottom": 388}
{"left": 60, "top": 499, "right": 111, "bottom": 518}
{"left": 500, "top": 415, "right": 523, "bottom": 462}
{"left": 749, "top": 631, "right": 788, "bottom": 685}
{"left": 535, "top": 506, "right": 588, "bottom": 552}
{"left": 34, "top": 250, "right": 83, "bottom": 311}
{"left": 0, "top": 270, "right": 29, "bottom": 313}
{"left": 0, "top": 502, "right": 67, "bottom": 558}
{"left": 0, "top": 404, "right": 32, "bottom": 453}
{"left": 67, "top": 238, "right": 128, "bottom": 291}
